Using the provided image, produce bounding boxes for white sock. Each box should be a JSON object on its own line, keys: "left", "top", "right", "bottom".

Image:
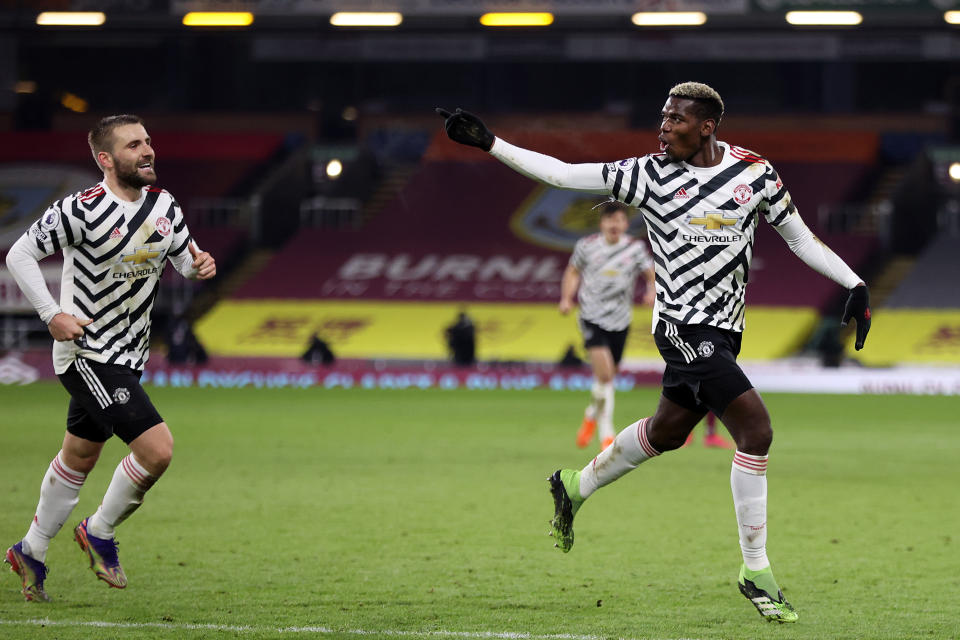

{"left": 579, "top": 417, "right": 659, "bottom": 499}
{"left": 598, "top": 382, "right": 615, "bottom": 441}
{"left": 87, "top": 454, "right": 156, "bottom": 539}
{"left": 731, "top": 451, "right": 770, "bottom": 571}
{"left": 22, "top": 452, "right": 87, "bottom": 562}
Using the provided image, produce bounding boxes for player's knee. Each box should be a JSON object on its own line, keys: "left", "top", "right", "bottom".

{"left": 62, "top": 450, "right": 100, "bottom": 474}
{"left": 739, "top": 419, "right": 772, "bottom": 455}
{"left": 137, "top": 428, "right": 173, "bottom": 476}
{"left": 153, "top": 437, "right": 174, "bottom": 474}
{"left": 61, "top": 444, "right": 101, "bottom": 473}
{"left": 596, "top": 371, "right": 614, "bottom": 384}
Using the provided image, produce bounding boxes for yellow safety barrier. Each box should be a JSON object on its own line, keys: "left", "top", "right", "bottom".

{"left": 194, "top": 300, "right": 818, "bottom": 362}
{"left": 846, "top": 309, "right": 960, "bottom": 365}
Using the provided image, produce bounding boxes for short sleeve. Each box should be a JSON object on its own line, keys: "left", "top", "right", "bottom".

{"left": 761, "top": 164, "right": 797, "bottom": 227}
{"left": 26, "top": 199, "right": 85, "bottom": 256}
{"left": 601, "top": 157, "right": 645, "bottom": 205}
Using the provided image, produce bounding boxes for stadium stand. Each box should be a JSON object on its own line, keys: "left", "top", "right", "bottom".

{"left": 851, "top": 235, "right": 960, "bottom": 365}
{"left": 885, "top": 236, "right": 960, "bottom": 309}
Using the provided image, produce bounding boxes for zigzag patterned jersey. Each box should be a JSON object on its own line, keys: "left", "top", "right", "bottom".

{"left": 21, "top": 182, "right": 194, "bottom": 373}
{"left": 601, "top": 141, "right": 797, "bottom": 332}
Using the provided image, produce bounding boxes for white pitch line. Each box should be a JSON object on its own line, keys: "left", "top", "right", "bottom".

{"left": 0, "top": 618, "right": 704, "bottom": 640}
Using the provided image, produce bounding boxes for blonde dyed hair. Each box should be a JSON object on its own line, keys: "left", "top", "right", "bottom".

{"left": 668, "top": 82, "right": 724, "bottom": 125}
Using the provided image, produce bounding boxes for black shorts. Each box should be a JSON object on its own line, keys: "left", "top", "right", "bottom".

{"left": 57, "top": 358, "right": 163, "bottom": 445}
{"left": 653, "top": 320, "right": 753, "bottom": 417}
{"left": 579, "top": 317, "right": 629, "bottom": 365}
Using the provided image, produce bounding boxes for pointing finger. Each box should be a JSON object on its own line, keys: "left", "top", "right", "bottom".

{"left": 435, "top": 107, "right": 452, "bottom": 119}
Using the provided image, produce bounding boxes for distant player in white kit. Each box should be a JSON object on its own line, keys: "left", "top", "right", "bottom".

{"left": 559, "top": 200, "right": 654, "bottom": 451}
{"left": 4, "top": 115, "right": 216, "bottom": 601}
{"left": 437, "top": 81, "right": 871, "bottom": 623}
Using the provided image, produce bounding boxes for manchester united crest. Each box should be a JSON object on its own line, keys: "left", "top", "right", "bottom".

{"left": 697, "top": 341, "right": 715, "bottom": 358}
{"left": 156, "top": 216, "right": 171, "bottom": 237}
{"left": 112, "top": 387, "right": 131, "bottom": 405}
{"left": 733, "top": 184, "right": 753, "bottom": 205}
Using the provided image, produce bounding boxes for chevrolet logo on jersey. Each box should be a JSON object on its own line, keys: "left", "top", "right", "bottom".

{"left": 687, "top": 213, "right": 740, "bottom": 230}
{"left": 121, "top": 246, "right": 162, "bottom": 265}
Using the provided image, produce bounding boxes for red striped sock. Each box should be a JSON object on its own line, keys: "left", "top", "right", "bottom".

{"left": 51, "top": 453, "right": 87, "bottom": 490}
{"left": 86, "top": 455, "right": 156, "bottom": 539}
{"left": 731, "top": 451, "right": 769, "bottom": 569}
{"left": 23, "top": 452, "right": 87, "bottom": 561}
{"left": 580, "top": 417, "right": 659, "bottom": 499}
{"left": 733, "top": 450, "right": 768, "bottom": 476}
{"left": 121, "top": 454, "right": 156, "bottom": 491}
{"left": 637, "top": 417, "right": 661, "bottom": 458}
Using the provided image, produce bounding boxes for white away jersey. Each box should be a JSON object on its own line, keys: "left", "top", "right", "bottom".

{"left": 601, "top": 141, "right": 797, "bottom": 332}
{"left": 23, "top": 182, "right": 195, "bottom": 373}
{"left": 571, "top": 233, "right": 652, "bottom": 331}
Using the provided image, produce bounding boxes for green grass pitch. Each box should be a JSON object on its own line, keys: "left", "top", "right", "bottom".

{"left": 0, "top": 384, "right": 957, "bottom": 639}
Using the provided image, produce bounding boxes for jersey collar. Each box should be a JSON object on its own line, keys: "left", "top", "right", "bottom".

{"left": 100, "top": 180, "right": 148, "bottom": 207}
{"left": 679, "top": 141, "right": 732, "bottom": 174}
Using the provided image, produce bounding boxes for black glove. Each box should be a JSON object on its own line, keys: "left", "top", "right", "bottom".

{"left": 841, "top": 284, "right": 871, "bottom": 351}
{"left": 435, "top": 107, "right": 495, "bottom": 151}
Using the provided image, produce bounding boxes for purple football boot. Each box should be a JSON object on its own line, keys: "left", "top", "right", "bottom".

{"left": 5, "top": 541, "right": 50, "bottom": 601}
{"left": 74, "top": 518, "right": 127, "bottom": 588}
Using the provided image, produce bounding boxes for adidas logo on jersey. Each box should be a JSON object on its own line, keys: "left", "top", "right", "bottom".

{"left": 673, "top": 188, "right": 690, "bottom": 200}
{"left": 109, "top": 227, "right": 122, "bottom": 239}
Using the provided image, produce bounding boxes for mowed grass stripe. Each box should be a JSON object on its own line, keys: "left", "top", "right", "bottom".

{"left": 0, "top": 385, "right": 957, "bottom": 640}
{"left": 0, "top": 617, "right": 705, "bottom": 639}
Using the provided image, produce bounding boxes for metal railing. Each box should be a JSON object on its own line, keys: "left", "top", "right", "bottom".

{"left": 299, "top": 196, "right": 362, "bottom": 230}
{"left": 0, "top": 316, "right": 33, "bottom": 351}
{"left": 816, "top": 201, "right": 893, "bottom": 246}
{"left": 187, "top": 196, "right": 262, "bottom": 242}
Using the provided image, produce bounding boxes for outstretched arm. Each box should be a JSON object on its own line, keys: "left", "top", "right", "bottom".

{"left": 490, "top": 139, "right": 610, "bottom": 194}
{"left": 437, "top": 107, "right": 608, "bottom": 193}
{"left": 774, "top": 215, "right": 862, "bottom": 288}
{"left": 774, "top": 215, "right": 871, "bottom": 349}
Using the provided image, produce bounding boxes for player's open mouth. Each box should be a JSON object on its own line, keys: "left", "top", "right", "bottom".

{"left": 139, "top": 163, "right": 153, "bottom": 170}
{"left": 659, "top": 142, "right": 668, "bottom": 152}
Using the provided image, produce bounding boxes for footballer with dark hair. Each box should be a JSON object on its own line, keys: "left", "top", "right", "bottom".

{"left": 438, "top": 81, "right": 871, "bottom": 623}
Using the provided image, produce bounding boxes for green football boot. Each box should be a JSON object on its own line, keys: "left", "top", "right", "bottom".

{"left": 738, "top": 564, "right": 798, "bottom": 623}
{"left": 547, "top": 469, "right": 583, "bottom": 553}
